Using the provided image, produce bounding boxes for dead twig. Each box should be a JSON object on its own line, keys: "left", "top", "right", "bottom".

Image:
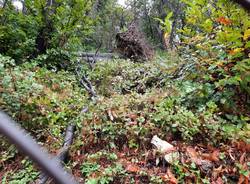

{"left": 75, "top": 60, "right": 97, "bottom": 98}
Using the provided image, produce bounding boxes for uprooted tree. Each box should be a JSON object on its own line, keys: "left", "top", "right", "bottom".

{"left": 115, "top": 22, "right": 154, "bottom": 61}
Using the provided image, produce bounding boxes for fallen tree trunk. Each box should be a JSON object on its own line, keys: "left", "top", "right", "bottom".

{"left": 75, "top": 52, "right": 124, "bottom": 70}
{"left": 75, "top": 60, "right": 97, "bottom": 98}
{"left": 38, "top": 107, "right": 89, "bottom": 184}
{"left": 38, "top": 125, "right": 76, "bottom": 184}
{"left": 76, "top": 52, "right": 123, "bottom": 62}
{"left": 78, "top": 52, "right": 114, "bottom": 58}
{"left": 79, "top": 75, "right": 97, "bottom": 98}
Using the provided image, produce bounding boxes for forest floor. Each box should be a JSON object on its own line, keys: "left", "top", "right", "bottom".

{"left": 0, "top": 52, "right": 249, "bottom": 184}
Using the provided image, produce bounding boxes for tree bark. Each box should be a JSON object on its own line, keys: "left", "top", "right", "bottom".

{"left": 169, "top": 1, "right": 180, "bottom": 49}
{"left": 34, "top": 0, "right": 56, "bottom": 55}
{"left": 2, "top": 0, "right": 8, "bottom": 9}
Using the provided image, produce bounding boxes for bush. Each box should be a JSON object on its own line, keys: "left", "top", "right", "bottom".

{"left": 0, "top": 6, "right": 38, "bottom": 62}
{"left": 178, "top": 0, "right": 250, "bottom": 111}
{"left": 33, "top": 49, "right": 73, "bottom": 71}
{"left": 88, "top": 59, "right": 166, "bottom": 96}
{"left": 0, "top": 54, "right": 87, "bottom": 140}
{"left": 152, "top": 81, "right": 250, "bottom": 143}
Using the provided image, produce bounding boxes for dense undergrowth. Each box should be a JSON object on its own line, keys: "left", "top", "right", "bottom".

{"left": 0, "top": 54, "right": 87, "bottom": 178}
{"left": 0, "top": 51, "right": 249, "bottom": 183}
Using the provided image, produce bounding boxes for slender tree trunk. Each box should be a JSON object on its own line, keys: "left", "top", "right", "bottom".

{"left": 91, "top": 0, "right": 101, "bottom": 18}
{"left": 35, "top": 0, "right": 56, "bottom": 55}
{"left": 157, "top": 0, "right": 168, "bottom": 49}
{"left": 22, "top": 0, "right": 27, "bottom": 14}
{"left": 144, "top": 4, "right": 154, "bottom": 39}
{"left": 1, "top": 0, "right": 10, "bottom": 25}
{"left": 2, "top": 0, "right": 8, "bottom": 9}
{"left": 169, "top": 4, "right": 179, "bottom": 49}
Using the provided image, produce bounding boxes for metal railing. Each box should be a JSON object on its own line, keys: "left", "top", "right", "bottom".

{"left": 0, "top": 112, "right": 78, "bottom": 184}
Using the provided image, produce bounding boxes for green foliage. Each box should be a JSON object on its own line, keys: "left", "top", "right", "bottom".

{"left": 172, "top": 160, "right": 211, "bottom": 184}
{"left": 87, "top": 59, "right": 170, "bottom": 96}
{"left": 0, "top": 0, "right": 94, "bottom": 65}
{"left": 0, "top": 54, "right": 87, "bottom": 140}
{"left": 33, "top": 48, "right": 73, "bottom": 70}
{"left": 0, "top": 4, "right": 38, "bottom": 61}
{"left": 88, "top": 151, "right": 118, "bottom": 161}
{"left": 1, "top": 0, "right": 250, "bottom": 182}
{"left": 2, "top": 159, "right": 39, "bottom": 184}
{"left": 81, "top": 162, "right": 101, "bottom": 177}
{"left": 81, "top": 152, "right": 125, "bottom": 183}
{"left": 87, "top": 0, "right": 132, "bottom": 51}
{"left": 154, "top": 99, "right": 201, "bottom": 140}
{"left": 153, "top": 80, "right": 250, "bottom": 142}
{"left": 179, "top": 0, "right": 250, "bottom": 102}
{"left": 84, "top": 163, "right": 125, "bottom": 184}
{"left": 1, "top": 51, "right": 249, "bottom": 182}
{"left": 155, "top": 12, "right": 173, "bottom": 34}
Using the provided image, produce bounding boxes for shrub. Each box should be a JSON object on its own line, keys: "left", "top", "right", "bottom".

{"left": 0, "top": 54, "right": 87, "bottom": 140}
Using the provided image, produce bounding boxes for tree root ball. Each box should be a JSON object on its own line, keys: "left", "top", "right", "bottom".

{"left": 116, "top": 22, "right": 154, "bottom": 61}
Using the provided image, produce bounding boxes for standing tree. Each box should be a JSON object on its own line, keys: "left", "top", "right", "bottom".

{"left": 86, "top": 0, "right": 133, "bottom": 51}
{"left": 0, "top": 0, "right": 94, "bottom": 64}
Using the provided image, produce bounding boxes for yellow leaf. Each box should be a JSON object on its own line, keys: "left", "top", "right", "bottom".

{"left": 229, "top": 48, "right": 244, "bottom": 55}
{"left": 164, "top": 32, "right": 169, "bottom": 39}
{"left": 243, "top": 29, "right": 250, "bottom": 40}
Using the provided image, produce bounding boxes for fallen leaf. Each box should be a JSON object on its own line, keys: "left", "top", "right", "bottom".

{"left": 240, "top": 152, "right": 246, "bottom": 164}
{"left": 213, "top": 165, "right": 224, "bottom": 179}
{"left": 186, "top": 147, "right": 199, "bottom": 162}
{"left": 238, "top": 174, "right": 245, "bottom": 184}
{"left": 216, "top": 17, "right": 232, "bottom": 25}
{"left": 128, "top": 121, "right": 137, "bottom": 126}
{"left": 229, "top": 48, "right": 244, "bottom": 55}
{"left": 128, "top": 113, "right": 138, "bottom": 121}
{"left": 202, "top": 150, "right": 220, "bottom": 162}
{"left": 151, "top": 135, "right": 175, "bottom": 153}
{"left": 107, "top": 109, "right": 114, "bottom": 121}
{"left": 234, "top": 141, "right": 250, "bottom": 152}
{"left": 126, "top": 164, "right": 140, "bottom": 173}
{"left": 244, "top": 29, "right": 250, "bottom": 41}
{"left": 212, "top": 177, "right": 224, "bottom": 184}
{"left": 162, "top": 168, "right": 178, "bottom": 184}
{"left": 186, "top": 147, "right": 213, "bottom": 171}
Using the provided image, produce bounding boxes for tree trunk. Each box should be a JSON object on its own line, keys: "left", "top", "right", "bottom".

{"left": 34, "top": 0, "right": 56, "bottom": 55}
{"left": 2, "top": 0, "right": 8, "bottom": 9}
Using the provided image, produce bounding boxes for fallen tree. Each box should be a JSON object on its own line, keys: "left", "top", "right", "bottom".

{"left": 78, "top": 52, "right": 114, "bottom": 58}
{"left": 38, "top": 58, "right": 97, "bottom": 183}
{"left": 116, "top": 22, "right": 154, "bottom": 61}
{"left": 77, "top": 52, "right": 122, "bottom": 69}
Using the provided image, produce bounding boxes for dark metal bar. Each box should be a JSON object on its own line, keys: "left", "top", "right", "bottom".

{"left": 38, "top": 124, "right": 76, "bottom": 184}
{"left": 0, "top": 112, "right": 78, "bottom": 184}
{"left": 234, "top": 0, "right": 250, "bottom": 10}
